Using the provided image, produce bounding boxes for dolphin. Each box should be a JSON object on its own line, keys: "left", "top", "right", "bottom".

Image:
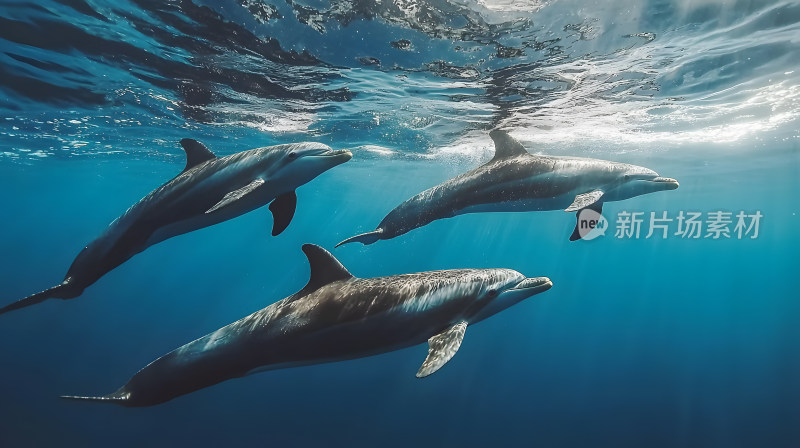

{"left": 336, "top": 130, "right": 678, "bottom": 247}
{"left": 1, "top": 140, "right": 352, "bottom": 315}
{"left": 61, "top": 244, "right": 553, "bottom": 406}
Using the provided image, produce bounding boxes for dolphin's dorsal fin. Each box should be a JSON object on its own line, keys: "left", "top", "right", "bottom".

{"left": 301, "top": 244, "right": 353, "bottom": 292}
{"left": 489, "top": 130, "right": 528, "bottom": 162}
{"left": 416, "top": 321, "right": 467, "bottom": 378}
{"left": 180, "top": 138, "right": 216, "bottom": 172}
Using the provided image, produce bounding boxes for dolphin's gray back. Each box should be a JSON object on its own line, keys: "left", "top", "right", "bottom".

{"left": 63, "top": 146, "right": 277, "bottom": 283}
{"left": 112, "top": 269, "right": 503, "bottom": 405}
{"left": 249, "top": 269, "right": 495, "bottom": 341}
{"left": 93, "top": 262, "right": 530, "bottom": 406}
{"left": 443, "top": 154, "right": 632, "bottom": 206}
{"left": 112, "top": 143, "right": 319, "bottom": 235}
{"left": 379, "top": 154, "right": 622, "bottom": 234}
{"left": 147, "top": 269, "right": 503, "bottom": 377}
{"left": 440, "top": 155, "right": 565, "bottom": 205}
{"left": 116, "top": 148, "right": 269, "bottom": 225}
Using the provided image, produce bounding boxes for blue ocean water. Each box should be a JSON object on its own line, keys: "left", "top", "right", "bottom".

{"left": 1, "top": 0, "right": 799, "bottom": 446}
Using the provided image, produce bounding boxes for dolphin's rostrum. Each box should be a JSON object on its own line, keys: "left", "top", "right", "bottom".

{"left": 337, "top": 130, "right": 678, "bottom": 246}
{"left": 61, "top": 244, "right": 553, "bottom": 406}
{"left": 1, "top": 140, "right": 352, "bottom": 316}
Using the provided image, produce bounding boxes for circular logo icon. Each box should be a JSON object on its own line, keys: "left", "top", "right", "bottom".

{"left": 577, "top": 208, "right": 607, "bottom": 240}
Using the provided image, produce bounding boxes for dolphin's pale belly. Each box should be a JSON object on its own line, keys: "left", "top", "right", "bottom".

{"left": 117, "top": 303, "right": 440, "bottom": 405}
{"left": 244, "top": 288, "right": 472, "bottom": 368}
{"left": 456, "top": 193, "right": 576, "bottom": 215}
{"left": 243, "top": 316, "right": 437, "bottom": 376}
{"left": 429, "top": 170, "right": 595, "bottom": 218}
{"left": 143, "top": 184, "right": 279, "bottom": 247}
{"left": 79, "top": 163, "right": 258, "bottom": 256}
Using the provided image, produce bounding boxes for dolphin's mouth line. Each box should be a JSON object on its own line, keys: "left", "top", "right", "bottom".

{"left": 508, "top": 277, "right": 553, "bottom": 292}
{"left": 630, "top": 176, "right": 679, "bottom": 189}
{"left": 644, "top": 176, "right": 679, "bottom": 189}
{"left": 650, "top": 177, "right": 678, "bottom": 183}
{"left": 305, "top": 149, "right": 353, "bottom": 159}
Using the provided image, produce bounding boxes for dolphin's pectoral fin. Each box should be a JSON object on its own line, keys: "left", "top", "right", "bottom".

{"left": 269, "top": 191, "right": 297, "bottom": 236}
{"left": 569, "top": 220, "right": 582, "bottom": 241}
{"left": 179, "top": 138, "right": 216, "bottom": 173}
{"left": 205, "top": 178, "right": 265, "bottom": 214}
{"left": 565, "top": 189, "right": 604, "bottom": 212}
{"left": 416, "top": 322, "right": 468, "bottom": 378}
{"left": 569, "top": 202, "right": 603, "bottom": 241}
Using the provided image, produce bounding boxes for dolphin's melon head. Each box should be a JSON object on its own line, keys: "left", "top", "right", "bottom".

{"left": 468, "top": 269, "right": 553, "bottom": 323}
{"left": 265, "top": 142, "right": 352, "bottom": 187}
{"left": 605, "top": 163, "right": 679, "bottom": 200}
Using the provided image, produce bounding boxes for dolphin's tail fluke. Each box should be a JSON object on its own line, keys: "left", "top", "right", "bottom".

{"left": 0, "top": 283, "right": 75, "bottom": 316}
{"left": 60, "top": 389, "right": 130, "bottom": 406}
{"left": 335, "top": 229, "right": 384, "bottom": 248}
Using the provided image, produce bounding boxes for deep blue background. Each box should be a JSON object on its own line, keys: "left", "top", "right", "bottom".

{"left": 1, "top": 139, "right": 798, "bottom": 447}
{"left": 2, "top": 0, "right": 800, "bottom": 446}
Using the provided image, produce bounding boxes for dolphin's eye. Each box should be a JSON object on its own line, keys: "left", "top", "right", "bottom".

{"left": 486, "top": 289, "right": 498, "bottom": 298}
{"left": 288, "top": 151, "right": 298, "bottom": 160}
